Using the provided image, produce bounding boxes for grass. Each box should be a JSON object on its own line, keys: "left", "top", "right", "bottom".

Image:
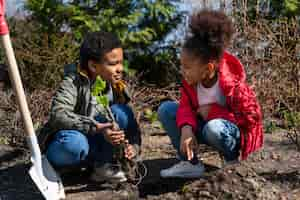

{"left": 0, "top": 136, "right": 10, "bottom": 145}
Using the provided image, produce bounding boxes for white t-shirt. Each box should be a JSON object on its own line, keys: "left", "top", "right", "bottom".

{"left": 197, "top": 79, "right": 225, "bottom": 118}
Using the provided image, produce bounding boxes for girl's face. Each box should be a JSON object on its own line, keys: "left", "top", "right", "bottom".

{"left": 180, "top": 49, "right": 212, "bottom": 86}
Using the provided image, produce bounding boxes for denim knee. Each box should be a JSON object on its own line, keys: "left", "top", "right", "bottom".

{"left": 202, "top": 119, "right": 240, "bottom": 160}
{"left": 158, "top": 101, "right": 181, "bottom": 152}
{"left": 157, "top": 100, "right": 178, "bottom": 124}
{"left": 46, "top": 130, "right": 89, "bottom": 166}
{"left": 110, "top": 104, "right": 135, "bottom": 130}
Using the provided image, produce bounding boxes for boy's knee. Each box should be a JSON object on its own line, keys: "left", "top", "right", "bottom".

{"left": 46, "top": 130, "right": 89, "bottom": 166}
{"left": 56, "top": 130, "right": 89, "bottom": 157}
{"left": 157, "top": 101, "right": 178, "bottom": 122}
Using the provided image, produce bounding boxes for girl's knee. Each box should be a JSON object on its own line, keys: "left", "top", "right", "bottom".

{"left": 157, "top": 101, "right": 178, "bottom": 122}
{"left": 110, "top": 104, "right": 135, "bottom": 129}
{"left": 203, "top": 119, "right": 240, "bottom": 156}
{"left": 203, "top": 119, "right": 239, "bottom": 137}
{"left": 203, "top": 119, "right": 226, "bottom": 136}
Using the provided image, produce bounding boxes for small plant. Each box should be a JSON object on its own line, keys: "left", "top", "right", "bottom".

{"left": 91, "top": 76, "right": 138, "bottom": 182}
{"left": 282, "top": 111, "right": 300, "bottom": 150}
{"left": 91, "top": 76, "right": 109, "bottom": 107}
{"left": 144, "top": 108, "right": 159, "bottom": 123}
{"left": 0, "top": 136, "right": 9, "bottom": 145}
{"left": 282, "top": 111, "right": 300, "bottom": 128}
{"left": 265, "top": 120, "right": 279, "bottom": 133}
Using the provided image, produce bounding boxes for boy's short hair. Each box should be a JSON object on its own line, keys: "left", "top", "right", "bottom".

{"left": 79, "top": 31, "right": 122, "bottom": 70}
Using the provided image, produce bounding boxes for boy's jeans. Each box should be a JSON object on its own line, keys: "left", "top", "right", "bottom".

{"left": 46, "top": 104, "right": 139, "bottom": 167}
{"left": 158, "top": 101, "right": 240, "bottom": 161}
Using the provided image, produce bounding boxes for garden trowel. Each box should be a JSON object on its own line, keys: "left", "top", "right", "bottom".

{"left": 0, "top": 0, "right": 65, "bottom": 199}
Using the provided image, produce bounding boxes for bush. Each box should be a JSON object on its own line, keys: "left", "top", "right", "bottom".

{"left": 7, "top": 18, "right": 78, "bottom": 90}
{"left": 231, "top": 17, "right": 300, "bottom": 117}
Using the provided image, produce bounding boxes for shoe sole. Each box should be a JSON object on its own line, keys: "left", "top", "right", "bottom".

{"left": 90, "top": 175, "right": 127, "bottom": 183}
{"left": 160, "top": 171, "right": 205, "bottom": 179}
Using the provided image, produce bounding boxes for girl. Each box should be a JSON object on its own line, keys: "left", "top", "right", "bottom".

{"left": 158, "top": 10, "right": 263, "bottom": 178}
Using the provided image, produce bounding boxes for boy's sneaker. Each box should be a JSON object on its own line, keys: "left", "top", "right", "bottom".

{"left": 160, "top": 161, "right": 205, "bottom": 178}
{"left": 90, "top": 163, "right": 127, "bottom": 183}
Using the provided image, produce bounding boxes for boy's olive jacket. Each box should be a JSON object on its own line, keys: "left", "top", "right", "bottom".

{"left": 38, "top": 64, "right": 141, "bottom": 152}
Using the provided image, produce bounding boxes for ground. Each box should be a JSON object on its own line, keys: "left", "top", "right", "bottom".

{"left": 0, "top": 124, "right": 300, "bottom": 200}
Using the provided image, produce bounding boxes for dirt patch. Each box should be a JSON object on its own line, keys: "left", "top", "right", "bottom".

{"left": 1, "top": 128, "right": 300, "bottom": 200}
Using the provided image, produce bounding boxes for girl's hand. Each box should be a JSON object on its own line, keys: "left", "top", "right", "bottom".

{"left": 180, "top": 125, "right": 198, "bottom": 160}
{"left": 124, "top": 140, "right": 136, "bottom": 160}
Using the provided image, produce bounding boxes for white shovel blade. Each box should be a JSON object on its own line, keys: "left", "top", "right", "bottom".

{"left": 29, "top": 156, "right": 65, "bottom": 200}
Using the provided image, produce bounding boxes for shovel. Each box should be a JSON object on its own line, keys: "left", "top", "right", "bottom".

{"left": 0, "top": 1, "right": 65, "bottom": 199}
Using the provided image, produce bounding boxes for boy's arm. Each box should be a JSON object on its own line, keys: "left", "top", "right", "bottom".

{"left": 48, "top": 75, "right": 98, "bottom": 134}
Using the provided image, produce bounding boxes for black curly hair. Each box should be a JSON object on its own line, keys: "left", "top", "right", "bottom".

{"left": 183, "top": 10, "right": 234, "bottom": 63}
{"left": 80, "top": 31, "right": 122, "bottom": 70}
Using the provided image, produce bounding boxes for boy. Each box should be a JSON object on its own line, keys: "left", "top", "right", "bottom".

{"left": 39, "top": 31, "right": 141, "bottom": 183}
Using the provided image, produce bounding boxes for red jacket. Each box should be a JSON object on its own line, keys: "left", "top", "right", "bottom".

{"left": 176, "top": 51, "right": 263, "bottom": 160}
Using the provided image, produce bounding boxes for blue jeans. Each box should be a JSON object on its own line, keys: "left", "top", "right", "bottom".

{"left": 46, "top": 104, "right": 140, "bottom": 167}
{"left": 158, "top": 101, "right": 240, "bottom": 161}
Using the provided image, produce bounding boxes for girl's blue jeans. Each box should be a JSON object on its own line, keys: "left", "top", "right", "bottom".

{"left": 46, "top": 104, "right": 139, "bottom": 167}
{"left": 158, "top": 101, "right": 240, "bottom": 161}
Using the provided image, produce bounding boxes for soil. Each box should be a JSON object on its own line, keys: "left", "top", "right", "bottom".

{"left": 1, "top": 125, "right": 300, "bottom": 200}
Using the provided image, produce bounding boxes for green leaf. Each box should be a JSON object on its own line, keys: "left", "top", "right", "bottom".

{"left": 92, "top": 76, "right": 106, "bottom": 96}
{"left": 123, "top": 59, "right": 129, "bottom": 74}
{"left": 91, "top": 76, "right": 109, "bottom": 107}
{"left": 285, "top": 0, "right": 299, "bottom": 13}
{"left": 98, "top": 95, "right": 109, "bottom": 107}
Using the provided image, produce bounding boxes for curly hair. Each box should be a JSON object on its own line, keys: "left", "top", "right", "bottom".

{"left": 80, "top": 31, "right": 122, "bottom": 70}
{"left": 183, "top": 10, "right": 234, "bottom": 63}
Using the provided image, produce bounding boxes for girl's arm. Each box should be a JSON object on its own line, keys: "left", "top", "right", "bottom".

{"left": 176, "top": 86, "right": 198, "bottom": 133}
{"left": 230, "top": 82, "right": 263, "bottom": 129}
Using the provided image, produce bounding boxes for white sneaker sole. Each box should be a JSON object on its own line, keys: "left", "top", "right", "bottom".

{"left": 160, "top": 171, "right": 204, "bottom": 178}
{"left": 90, "top": 174, "right": 127, "bottom": 183}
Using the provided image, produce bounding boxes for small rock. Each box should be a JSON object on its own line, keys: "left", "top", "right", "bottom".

{"left": 271, "top": 152, "right": 279, "bottom": 160}
{"left": 236, "top": 166, "right": 249, "bottom": 177}
{"left": 244, "top": 178, "right": 260, "bottom": 191}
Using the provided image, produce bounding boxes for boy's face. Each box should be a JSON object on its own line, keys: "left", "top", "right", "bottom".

{"left": 90, "top": 48, "right": 124, "bottom": 84}
{"left": 180, "top": 49, "right": 210, "bottom": 86}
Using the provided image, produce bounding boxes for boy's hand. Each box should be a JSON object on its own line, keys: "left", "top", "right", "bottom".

{"left": 180, "top": 125, "right": 198, "bottom": 161}
{"left": 103, "top": 128, "right": 125, "bottom": 145}
{"left": 95, "top": 122, "right": 113, "bottom": 132}
{"left": 124, "top": 140, "right": 136, "bottom": 160}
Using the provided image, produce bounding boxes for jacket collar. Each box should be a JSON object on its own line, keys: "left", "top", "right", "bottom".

{"left": 181, "top": 51, "right": 246, "bottom": 99}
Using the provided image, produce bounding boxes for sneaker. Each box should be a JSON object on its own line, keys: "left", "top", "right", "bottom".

{"left": 90, "top": 163, "right": 127, "bottom": 183}
{"left": 160, "top": 161, "right": 205, "bottom": 178}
